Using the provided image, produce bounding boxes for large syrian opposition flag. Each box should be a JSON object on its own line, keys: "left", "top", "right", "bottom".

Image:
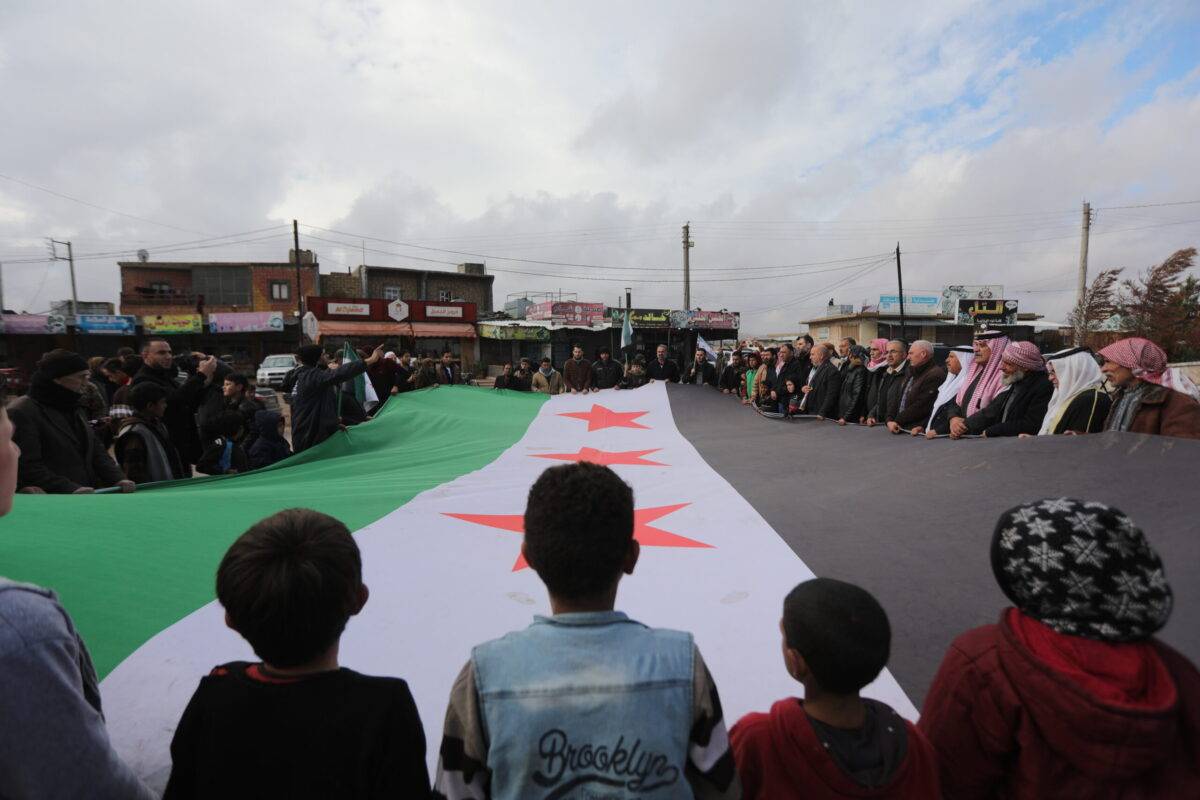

{"left": 0, "top": 383, "right": 915, "bottom": 790}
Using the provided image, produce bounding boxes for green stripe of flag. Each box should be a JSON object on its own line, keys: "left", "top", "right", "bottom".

{"left": 0, "top": 386, "right": 546, "bottom": 677}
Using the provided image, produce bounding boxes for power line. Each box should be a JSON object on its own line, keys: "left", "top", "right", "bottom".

{"left": 0, "top": 172, "right": 206, "bottom": 235}
{"left": 1094, "top": 199, "right": 1200, "bottom": 211}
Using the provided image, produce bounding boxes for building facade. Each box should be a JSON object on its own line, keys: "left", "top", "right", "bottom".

{"left": 320, "top": 263, "right": 494, "bottom": 313}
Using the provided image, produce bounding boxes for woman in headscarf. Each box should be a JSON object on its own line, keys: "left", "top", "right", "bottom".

{"left": 921, "top": 346, "right": 974, "bottom": 437}
{"left": 861, "top": 338, "right": 890, "bottom": 424}
{"left": 1033, "top": 347, "right": 1112, "bottom": 435}
{"left": 919, "top": 498, "right": 1200, "bottom": 798}
{"left": 1099, "top": 337, "right": 1200, "bottom": 438}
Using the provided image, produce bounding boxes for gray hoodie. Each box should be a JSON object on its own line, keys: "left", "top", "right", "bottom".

{"left": 0, "top": 578, "right": 152, "bottom": 799}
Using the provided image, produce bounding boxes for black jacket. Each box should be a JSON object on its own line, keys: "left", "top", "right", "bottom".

{"left": 838, "top": 364, "right": 869, "bottom": 421}
{"left": 9, "top": 386, "right": 126, "bottom": 493}
{"left": 1050, "top": 388, "right": 1113, "bottom": 434}
{"left": 247, "top": 410, "right": 292, "bottom": 469}
{"left": 196, "top": 437, "right": 249, "bottom": 476}
{"left": 646, "top": 358, "right": 680, "bottom": 382}
{"left": 592, "top": 359, "right": 624, "bottom": 389}
{"left": 132, "top": 362, "right": 208, "bottom": 465}
{"left": 801, "top": 361, "right": 842, "bottom": 417}
{"left": 769, "top": 359, "right": 807, "bottom": 401}
{"left": 683, "top": 360, "right": 717, "bottom": 387}
{"left": 872, "top": 363, "right": 908, "bottom": 422}
{"left": 893, "top": 359, "right": 946, "bottom": 428}
{"left": 864, "top": 368, "right": 886, "bottom": 421}
{"left": 965, "top": 370, "right": 1054, "bottom": 437}
{"left": 290, "top": 360, "right": 370, "bottom": 453}
{"left": 718, "top": 364, "right": 742, "bottom": 391}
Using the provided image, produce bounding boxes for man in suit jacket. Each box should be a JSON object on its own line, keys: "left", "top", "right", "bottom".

{"left": 435, "top": 352, "right": 461, "bottom": 385}
{"left": 9, "top": 350, "right": 133, "bottom": 494}
{"left": 799, "top": 343, "right": 843, "bottom": 417}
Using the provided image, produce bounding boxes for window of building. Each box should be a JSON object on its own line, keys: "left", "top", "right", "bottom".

{"left": 437, "top": 289, "right": 452, "bottom": 301}
{"left": 150, "top": 282, "right": 172, "bottom": 294}
{"left": 192, "top": 266, "right": 251, "bottom": 306}
{"left": 383, "top": 285, "right": 402, "bottom": 301}
{"left": 270, "top": 281, "right": 290, "bottom": 300}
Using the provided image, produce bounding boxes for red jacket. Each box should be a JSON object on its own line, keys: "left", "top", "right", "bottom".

{"left": 919, "top": 611, "right": 1200, "bottom": 799}
{"left": 730, "top": 698, "right": 940, "bottom": 798}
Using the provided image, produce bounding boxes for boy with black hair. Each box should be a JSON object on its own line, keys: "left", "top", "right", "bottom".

{"left": 163, "top": 508, "right": 429, "bottom": 798}
{"left": 433, "top": 463, "right": 740, "bottom": 800}
{"left": 115, "top": 382, "right": 187, "bottom": 484}
{"left": 729, "top": 578, "right": 938, "bottom": 798}
{"left": 195, "top": 410, "right": 249, "bottom": 475}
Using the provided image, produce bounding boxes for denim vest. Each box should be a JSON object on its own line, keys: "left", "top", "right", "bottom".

{"left": 472, "top": 611, "right": 695, "bottom": 800}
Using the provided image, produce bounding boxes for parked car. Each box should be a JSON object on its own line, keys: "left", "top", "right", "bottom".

{"left": 256, "top": 354, "right": 298, "bottom": 388}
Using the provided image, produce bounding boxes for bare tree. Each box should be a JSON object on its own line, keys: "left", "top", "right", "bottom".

{"left": 1118, "top": 248, "right": 1197, "bottom": 359}
{"left": 1068, "top": 268, "right": 1122, "bottom": 346}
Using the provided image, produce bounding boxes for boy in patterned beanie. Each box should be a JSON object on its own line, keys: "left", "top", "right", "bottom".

{"left": 919, "top": 498, "right": 1200, "bottom": 798}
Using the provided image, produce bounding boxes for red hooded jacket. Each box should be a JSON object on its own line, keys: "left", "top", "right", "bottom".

{"left": 919, "top": 610, "right": 1200, "bottom": 798}
{"left": 730, "top": 698, "right": 940, "bottom": 798}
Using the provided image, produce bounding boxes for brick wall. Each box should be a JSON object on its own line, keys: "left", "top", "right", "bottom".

{"left": 320, "top": 272, "right": 362, "bottom": 299}
{"left": 363, "top": 267, "right": 494, "bottom": 312}
{"left": 250, "top": 265, "right": 318, "bottom": 312}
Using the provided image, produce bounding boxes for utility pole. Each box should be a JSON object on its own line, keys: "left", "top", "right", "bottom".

{"left": 293, "top": 220, "right": 304, "bottom": 345}
{"left": 895, "top": 242, "right": 906, "bottom": 343}
{"left": 682, "top": 223, "right": 694, "bottom": 310}
{"left": 0, "top": 261, "right": 5, "bottom": 314}
{"left": 1074, "top": 201, "right": 1092, "bottom": 345}
{"left": 625, "top": 287, "right": 632, "bottom": 312}
{"left": 48, "top": 239, "right": 78, "bottom": 317}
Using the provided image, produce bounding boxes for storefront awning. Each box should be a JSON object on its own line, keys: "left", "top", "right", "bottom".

{"left": 309, "top": 320, "right": 407, "bottom": 342}
{"left": 409, "top": 322, "right": 476, "bottom": 339}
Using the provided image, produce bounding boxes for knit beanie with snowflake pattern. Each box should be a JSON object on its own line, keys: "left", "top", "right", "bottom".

{"left": 990, "top": 498, "right": 1172, "bottom": 642}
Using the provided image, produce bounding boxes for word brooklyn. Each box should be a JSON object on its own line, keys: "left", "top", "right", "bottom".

{"left": 532, "top": 728, "right": 681, "bottom": 797}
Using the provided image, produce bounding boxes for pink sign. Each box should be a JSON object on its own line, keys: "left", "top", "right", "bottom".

{"left": 0, "top": 314, "right": 52, "bottom": 334}
{"left": 527, "top": 301, "right": 607, "bottom": 325}
{"left": 207, "top": 311, "right": 285, "bottom": 333}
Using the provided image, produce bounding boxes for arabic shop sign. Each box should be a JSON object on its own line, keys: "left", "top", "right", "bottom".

{"left": 477, "top": 323, "right": 551, "bottom": 341}
{"left": 143, "top": 313, "right": 203, "bottom": 334}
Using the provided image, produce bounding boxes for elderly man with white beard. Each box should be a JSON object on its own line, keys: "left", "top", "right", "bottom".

{"left": 951, "top": 341, "right": 1053, "bottom": 439}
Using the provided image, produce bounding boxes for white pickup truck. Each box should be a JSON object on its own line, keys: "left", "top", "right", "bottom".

{"left": 256, "top": 354, "right": 298, "bottom": 388}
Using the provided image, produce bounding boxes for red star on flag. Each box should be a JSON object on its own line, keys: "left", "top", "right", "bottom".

{"left": 443, "top": 503, "right": 710, "bottom": 571}
{"left": 532, "top": 447, "right": 667, "bottom": 467}
{"left": 558, "top": 404, "right": 650, "bottom": 432}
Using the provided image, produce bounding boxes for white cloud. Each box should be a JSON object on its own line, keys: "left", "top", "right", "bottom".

{"left": 0, "top": 0, "right": 1196, "bottom": 336}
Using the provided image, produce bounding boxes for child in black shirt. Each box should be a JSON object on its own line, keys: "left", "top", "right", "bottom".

{"left": 163, "top": 508, "right": 430, "bottom": 799}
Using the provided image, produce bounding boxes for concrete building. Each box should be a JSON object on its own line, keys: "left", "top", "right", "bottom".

{"left": 117, "top": 250, "right": 320, "bottom": 369}
{"left": 320, "top": 262, "right": 494, "bottom": 313}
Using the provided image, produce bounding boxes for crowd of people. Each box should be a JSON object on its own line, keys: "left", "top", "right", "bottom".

{"left": 1, "top": 340, "right": 464, "bottom": 494}
{"left": 0, "top": 404, "right": 1196, "bottom": 797}
{"left": 499, "top": 331, "right": 1200, "bottom": 440}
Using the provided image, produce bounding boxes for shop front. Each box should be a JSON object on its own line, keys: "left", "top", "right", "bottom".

{"left": 478, "top": 320, "right": 617, "bottom": 372}
{"left": 0, "top": 314, "right": 71, "bottom": 383}
{"left": 72, "top": 314, "right": 139, "bottom": 359}
{"left": 403, "top": 300, "right": 478, "bottom": 373}
{"left": 669, "top": 310, "right": 741, "bottom": 360}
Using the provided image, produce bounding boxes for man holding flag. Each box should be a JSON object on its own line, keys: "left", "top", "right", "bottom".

{"left": 290, "top": 343, "right": 384, "bottom": 453}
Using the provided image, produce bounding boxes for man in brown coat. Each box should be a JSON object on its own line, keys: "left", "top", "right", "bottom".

{"left": 1100, "top": 338, "right": 1200, "bottom": 439}
{"left": 561, "top": 345, "right": 593, "bottom": 394}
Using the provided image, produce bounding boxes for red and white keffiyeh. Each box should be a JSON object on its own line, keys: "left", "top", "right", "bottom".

{"left": 958, "top": 332, "right": 1009, "bottom": 416}
{"left": 1099, "top": 337, "right": 1200, "bottom": 403}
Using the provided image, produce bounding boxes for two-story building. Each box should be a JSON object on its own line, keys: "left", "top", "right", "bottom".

{"left": 117, "top": 250, "right": 319, "bottom": 368}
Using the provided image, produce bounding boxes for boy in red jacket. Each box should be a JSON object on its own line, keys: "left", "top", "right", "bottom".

{"left": 730, "top": 578, "right": 940, "bottom": 798}
{"left": 920, "top": 498, "right": 1200, "bottom": 799}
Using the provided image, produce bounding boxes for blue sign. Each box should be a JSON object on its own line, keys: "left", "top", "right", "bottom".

{"left": 878, "top": 293, "right": 942, "bottom": 317}
{"left": 77, "top": 314, "right": 137, "bottom": 335}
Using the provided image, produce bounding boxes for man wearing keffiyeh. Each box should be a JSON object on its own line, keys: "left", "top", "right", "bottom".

{"left": 919, "top": 498, "right": 1200, "bottom": 798}
{"left": 1099, "top": 337, "right": 1200, "bottom": 439}
{"left": 952, "top": 340, "right": 1053, "bottom": 438}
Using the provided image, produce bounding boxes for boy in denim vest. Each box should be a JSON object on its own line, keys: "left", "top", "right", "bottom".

{"left": 729, "top": 579, "right": 939, "bottom": 798}
{"left": 433, "top": 463, "right": 741, "bottom": 800}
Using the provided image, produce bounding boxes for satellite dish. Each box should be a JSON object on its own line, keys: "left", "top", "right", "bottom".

{"left": 137, "top": 249, "right": 149, "bottom": 263}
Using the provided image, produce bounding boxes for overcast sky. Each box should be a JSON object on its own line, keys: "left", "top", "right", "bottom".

{"left": 2, "top": 0, "right": 1199, "bottom": 333}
